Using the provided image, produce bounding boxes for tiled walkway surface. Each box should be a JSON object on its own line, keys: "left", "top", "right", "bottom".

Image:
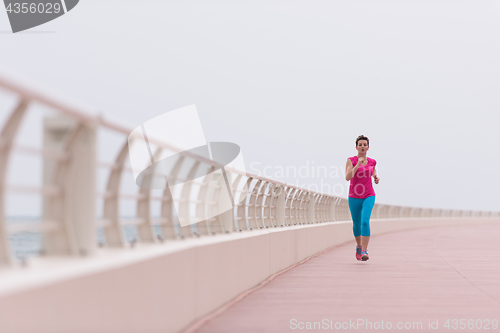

{"left": 196, "top": 223, "right": 500, "bottom": 333}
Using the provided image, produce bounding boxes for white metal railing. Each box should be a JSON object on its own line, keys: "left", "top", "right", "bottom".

{"left": 0, "top": 68, "right": 498, "bottom": 266}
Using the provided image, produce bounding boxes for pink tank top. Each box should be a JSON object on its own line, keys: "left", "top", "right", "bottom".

{"left": 348, "top": 156, "right": 376, "bottom": 199}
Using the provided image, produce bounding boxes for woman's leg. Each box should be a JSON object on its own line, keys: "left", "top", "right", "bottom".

{"left": 348, "top": 197, "right": 363, "bottom": 246}
{"left": 360, "top": 196, "right": 375, "bottom": 251}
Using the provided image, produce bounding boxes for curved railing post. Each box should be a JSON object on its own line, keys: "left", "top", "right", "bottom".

{"left": 275, "top": 185, "right": 286, "bottom": 227}
{"left": 136, "top": 147, "right": 165, "bottom": 243}
{"left": 307, "top": 193, "right": 315, "bottom": 224}
{"left": 0, "top": 98, "right": 29, "bottom": 265}
{"left": 297, "top": 191, "right": 307, "bottom": 225}
{"left": 247, "top": 179, "right": 262, "bottom": 230}
{"left": 161, "top": 156, "right": 184, "bottom": 239}
{"left": 324, "top": 196, "right": 330, "bottom": 222}
{"left": 209, "top": 170, "right": 234, "bottom": 234}
{"left": 317, "top": 196, "right": 323, "bottom": 222}
{"left": 230, "top": 174, "right": 245, "bottom": 230}
{"left": 195, "top": 172, "right": 215, "bottom": 235}
{"left": 338, "top": 198, "right": 343, "bottom": 221}
{"left": 264, "top": 183, "right": 277, "bottom": 227}
{"left": 285, "top": 188, "right": 295, "bottom": 226}
{"left": 236, "top": 177, "right": 252, "bottom": 231}
{"left": 318, "top": 196, "right": 323, "bottom": 222}
{"left": 330, "top": 198, "right": 337, "bottom": 221}
{"left": 323, "top": 196, "right": 330, "bottom": 222}
{"left": 337, "top": 198, "right": 346, "bottom": 221}
{"left": 44, "top": 118, "right": 96, "bottom": 256}
{"left": 374, "top": 204, "right": 380, "bottom": 218}
{"left": 218, "top": 170, "right": 235, "bottom": 233}
{"left": 315, "top": 195, "right": 322, "bottom": 223}
{"left": 292, "top": 190, "right": 301, "bottom": 225}
{"left": 177, "top": 161, "right": 201, "bottom": 237}
{"left": 256, "top": 181, "right": 269, "bottom": 229}
{"left": 102, "top": 141, "right": 128, "bottom": 247}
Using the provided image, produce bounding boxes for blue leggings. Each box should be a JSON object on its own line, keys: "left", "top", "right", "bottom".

{"left": 348, "top": 196, "right": 375, "bottom": 237}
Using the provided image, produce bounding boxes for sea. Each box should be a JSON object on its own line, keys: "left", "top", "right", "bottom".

{"left": 7, "top": 216, "right": 164, "bottom": 259}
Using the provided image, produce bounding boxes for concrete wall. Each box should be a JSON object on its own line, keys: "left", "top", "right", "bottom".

{"left": 0, "top": 217, "right": 498, "bottom": 333}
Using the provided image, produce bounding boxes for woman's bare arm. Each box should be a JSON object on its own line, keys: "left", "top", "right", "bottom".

{"left": 372, "top": 167, "right": 379, "bottom": 184}
{"left": 345, "top": 158, "right": 360, "bottom": 181}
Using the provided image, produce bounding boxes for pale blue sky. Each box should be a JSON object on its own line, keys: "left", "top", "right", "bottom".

{"left": 1, "top": 0, "right": 499, "bottom": 215}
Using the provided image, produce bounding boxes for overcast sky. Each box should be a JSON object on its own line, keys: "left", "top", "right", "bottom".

{"left": 1, "top": 0, "right": 499, "bottom": 215}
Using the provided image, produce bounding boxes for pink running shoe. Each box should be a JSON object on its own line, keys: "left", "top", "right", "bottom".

{"left": 361, "top": 250, "right": 369, "bottom": 261}
{"left": 355, "top": 245, "right": 362, "bottom": 260}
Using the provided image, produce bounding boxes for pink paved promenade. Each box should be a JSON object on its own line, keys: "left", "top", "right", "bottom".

{"left": 195, "top": 223, "right": 500, "bottom": 333}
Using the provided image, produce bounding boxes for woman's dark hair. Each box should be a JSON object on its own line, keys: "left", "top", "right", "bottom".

{"left": 356, "top": 135, "right": 369, "bottom": 146}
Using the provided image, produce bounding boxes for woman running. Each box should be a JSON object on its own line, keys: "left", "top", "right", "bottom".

{"left": 345, "top": 135, "right": 379, "bottom": 261}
